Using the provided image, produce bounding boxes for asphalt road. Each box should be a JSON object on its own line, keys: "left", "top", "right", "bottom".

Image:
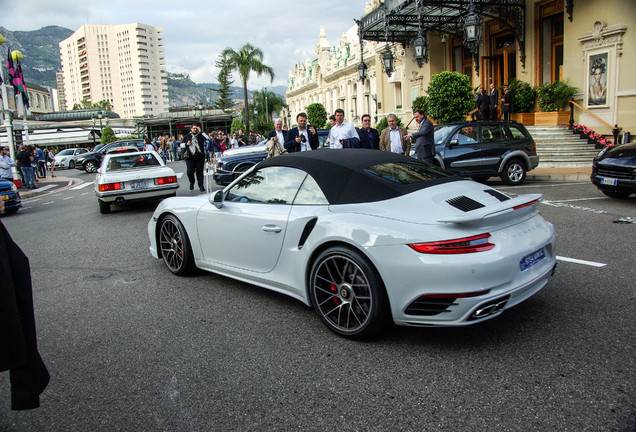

{"left": 1, "top": 165, "right": 634, "bottom": 431}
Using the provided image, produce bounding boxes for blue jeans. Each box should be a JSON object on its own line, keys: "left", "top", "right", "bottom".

{"left": 21, "top": 166, "right": 35, "bottom": 188}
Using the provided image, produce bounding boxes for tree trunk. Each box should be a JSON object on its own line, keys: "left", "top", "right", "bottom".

{"left": 242, "top": 77, "right": 250, "bottom": 136}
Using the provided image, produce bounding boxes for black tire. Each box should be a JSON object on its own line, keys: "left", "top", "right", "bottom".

{"left": 158, "top": 214, "right": 196, "bottom": 276}
{"left": 69, "top": 160, "right": 75, "bottom": 169}
{"left": 4, "top": 207, "right": 19, "bottom": 214}
{"left": 501, "top": 159, "right": 526, "bottom": 185}
{"left": 85, "top": 160, "right": 98, "bottom": 173}
{"left": 309, "top": 246, "right": 388, "bottom": 339}
{"left": 601, "top": 189, "right": 631, "bottom": 199}
{"left": 98, "top": 200, "right": 110, "bottom": 214}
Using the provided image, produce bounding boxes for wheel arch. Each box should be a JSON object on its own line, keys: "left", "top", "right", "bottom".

{"left": 497, "top": 151, "right": 532, "bottom": 174}
{"left": 304, "top": 239, "right": 390, "bottom": 310}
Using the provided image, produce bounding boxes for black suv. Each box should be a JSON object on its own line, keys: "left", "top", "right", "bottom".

{"left": 75, "top": 139, "right": 144, "bottom": 173}
{"left": 430, "top": 121, "right": 539, "bottom": 185}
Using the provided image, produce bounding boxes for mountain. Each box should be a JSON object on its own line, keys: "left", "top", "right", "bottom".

{"left": 0, "top": 26, "right": 74, "bottom": 88}
{"left": 2, "top": 26, "right": 288, "bottom": 110}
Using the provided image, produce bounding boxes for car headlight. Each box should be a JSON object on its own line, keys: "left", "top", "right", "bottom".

{"left": 11, "top": 184, "right": 17, "bottom": 192}
{"left": 596, "top": 147, "right": 609, "bottom": 159}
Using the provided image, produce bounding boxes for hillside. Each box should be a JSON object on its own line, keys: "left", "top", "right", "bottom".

{"left": 2, "top": 26, "right": 288, "bottom": 109}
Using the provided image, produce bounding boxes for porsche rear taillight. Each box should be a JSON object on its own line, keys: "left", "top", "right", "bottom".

{"left": 98, "top": 182, "right": 122, "bottom": 192}
{"left": 408, "top": 233, "right": 494, "bottom": 254}
{"left": 155, "top": 176, "right": 177, "bottom": 185}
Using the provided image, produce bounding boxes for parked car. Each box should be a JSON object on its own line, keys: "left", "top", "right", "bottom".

{"left": 95, "top": 150, "right": 179, "bottom": 214}
{"left": 591, "top": 141, "right": 636, "bottom": 198}
{"left": 54, "top": 147, "right": 89, "bottom": 169}
{"left": 428, "top": 121, "right": 539, "bottom": 185}
{"left": 76, "top": 139, "right": 144, "bottom": 173}
{"left": 213, "top": 130, "right": 330, "bottom": 185}
{"left": 148, "top": 150, "right": 556, "bottom": 338}
{"left": 0, "top": 178, "right": 21, "bottom": 214}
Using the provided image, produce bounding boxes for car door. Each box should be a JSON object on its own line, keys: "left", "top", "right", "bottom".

{"left": 442, "top": 124, "right": 483, "bottom": 175}
{"left": 479, "top": 123, "right": 508, "bottom": 172}
{"left": 196, "top": 166, "right": 308, "bottom": 273}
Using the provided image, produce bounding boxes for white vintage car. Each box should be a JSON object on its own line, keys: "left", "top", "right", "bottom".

{"left": 95, "top": 150, "right": 179, "bottom": 214}
{"left": 148, "top": 150, "right": 556, "bottom": 338}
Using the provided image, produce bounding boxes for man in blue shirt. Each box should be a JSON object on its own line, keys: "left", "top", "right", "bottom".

{"left": 35, "top": 146, "right": 46, "bottom": 178}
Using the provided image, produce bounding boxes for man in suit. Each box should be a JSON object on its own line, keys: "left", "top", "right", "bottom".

{"left": 357, "top": 114, "right": 380, "bottom": 150}
{"left": 479, "top": 88, "right": 491, "bottom": 121}
{"left": 379, "top": 114, "right": 409, "bottom": 155}
{"left": 489, "top": 82, "right": 499, "bottom": 121}
{"left": 501, "top": 84, "right": 512, "bottom": 122}
{"left": 268, "top": 119, "right": 288, "bottom": 149}
{"left": 284, "top": 112, "right": 319, "bottom": 152}
{"left": 182, "top": 125, "right": 207, "bottom": 191}
{"left": 404, "top": 109, "right": 435, "bottom": 163}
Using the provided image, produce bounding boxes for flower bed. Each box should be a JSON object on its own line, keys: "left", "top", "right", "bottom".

{"left": 572, "top": 124, "right": 613, "bottom": 148}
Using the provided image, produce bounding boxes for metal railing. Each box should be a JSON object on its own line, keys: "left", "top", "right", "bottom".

{"left": 569, "top": 100, "right": 621, "bottom": 144}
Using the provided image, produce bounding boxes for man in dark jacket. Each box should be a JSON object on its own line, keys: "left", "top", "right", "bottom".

{"left": 478, "top": 89, "right": 491, "bottom": 121}
{"left": 501, "top": 84, "right": 512, "bottom": 122}
{"left": 0, "top": 201, "right": 50, "bottom": 410}
{"left": 489, "top": 82, "right": 499, "bottom": 121}
{"left": 404, "top": 109, "right": 435, "bottom": 163}
{"left": 357, "top": 114, "right": 380, "bottom": 149}
{"left": 182, "top": 125, "right": 206, "bottom": 191}
{"left": 284, "top": 113, "right": 319, "bottom": 152}
{"left": 268, "top": 119, "right": 288, "bottom": 150}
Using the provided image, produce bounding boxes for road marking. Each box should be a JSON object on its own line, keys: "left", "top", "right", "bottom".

{"left": 71, "top": 183, "right": 92, "bottom": 190}
{"left": 549, "top": 197, "right": 607, "bottom": 203}
{"left": 543, "top": 200, "right": 607, "bottom": 214}
{"left": 556, "top": 256, "right": 607, "bottom": 267}
{"left": 81, "top": 192, "right": 89, "bottom": 196}
{"left": 176, "top": 172, "right": 184, "bottom": 179}
{"left": 63, "top": 196, "right": 74, "bottom": 200}
{"left": 34, "top": 185, "right": 56, "bottom": 192}
{"left": 42, "top": 201, "right": 54, "bottom": 206}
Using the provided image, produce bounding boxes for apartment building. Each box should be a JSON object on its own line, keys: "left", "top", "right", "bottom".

{"left": 59, "top": 23, "right": 168, "bottom": 118}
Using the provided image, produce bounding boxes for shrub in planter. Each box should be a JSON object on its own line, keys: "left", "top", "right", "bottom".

{"left": 306, "top": 103, "right": 328, "bottom": 129}
{"left": 509, "top": 79, "right": 536, "bottom": 113}
{"left": 426, "top": 72, "right": 473, "bottom": 124}
{"left": 536, "top": 80, "right": 578, "bottom": 112}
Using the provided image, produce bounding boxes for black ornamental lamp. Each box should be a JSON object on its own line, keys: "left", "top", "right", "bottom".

{"left": 382, "top": 47, "right": 395, "bottom": 77}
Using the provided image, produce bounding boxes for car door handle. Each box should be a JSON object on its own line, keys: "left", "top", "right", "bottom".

{"left": 473, "top": 146, "right": 480, "bottom": 150}
{"left": 261, "top": 225, "right": 282, "bottom": 233}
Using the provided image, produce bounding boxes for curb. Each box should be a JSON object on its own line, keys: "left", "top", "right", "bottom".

{"left": 19, "top": 177, "right": 84, "bottom": 199}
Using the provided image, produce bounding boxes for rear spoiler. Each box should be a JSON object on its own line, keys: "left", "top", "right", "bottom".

{"left": 437, "top": 193, "right": 543, "bottom": 224}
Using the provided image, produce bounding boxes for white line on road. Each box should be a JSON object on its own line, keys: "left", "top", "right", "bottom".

{"left": 41, "top": 201, "right": 55, "bottom": 206}
{"left": 556, "top": 256, "right": 607, "bottom": 267}
{"left": 34, "top": 185, "right": 56, "bottom": 192}
{"left": 176, "top": 172, "right": 184, "bottom": 179}
{"left": 81, "top": 192, "right": 89, "bottom": 196}
{"left": 63, "top": 196, "right": 74, "bottom": 200}
{"left": 71, "top": 183, "right": 93, "bottom": 190}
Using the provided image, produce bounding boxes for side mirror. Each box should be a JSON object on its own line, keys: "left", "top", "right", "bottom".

{"left": 211, "top": 189, "right": 224, "bottom": 209}
{"left": 449, "top": 139, "right": 459, "bottom": 148}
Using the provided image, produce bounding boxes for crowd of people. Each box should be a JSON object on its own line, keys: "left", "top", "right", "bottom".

{"left": 0, "top": 145, "right": 57, "bottom": 190}
{"left": 472, "top": 82, "right": 512, "bottom": 122}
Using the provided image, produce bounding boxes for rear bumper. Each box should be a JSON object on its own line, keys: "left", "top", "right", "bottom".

{"left": 96, "top": 184, "right": 179, "bottom": 202}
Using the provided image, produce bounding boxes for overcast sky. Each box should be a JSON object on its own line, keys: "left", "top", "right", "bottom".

{"left": 5, "top": 0, "right": 369, "bottom": 89}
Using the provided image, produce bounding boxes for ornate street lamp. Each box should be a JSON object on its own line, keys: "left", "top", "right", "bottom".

{"left": 355, "top": 19, "right": 368, "bottom": 83}
{"left": 412, "top": 0, "right": 429, "bottom": 68}
{"left": 462, "top": 0, "right": 482, "bottom": 75}
{"left": 381, "top": 13, "right": 394, "bottom": 77}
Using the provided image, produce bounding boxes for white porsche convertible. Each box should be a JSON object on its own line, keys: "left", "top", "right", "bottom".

{"left": 148, "top": 150, "right": 556, "bottom": 338}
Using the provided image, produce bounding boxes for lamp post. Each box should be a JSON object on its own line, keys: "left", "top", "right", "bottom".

{"left": 0, "top": 34, "right": 20, "bottom": 186}
{"left": 355, "top": 19, "right": 367, "bottom": 83}
{"left": 90, "top": 109, "right": 108, "bottom": 145}
{"left": 462, "top": 0, "right": 482, "bottom": 75}
{"left": 196, "top": 101, "right": 204, "bottom": 131}
{"left": 264, "top": 86, "right": 268, "bottom": 123}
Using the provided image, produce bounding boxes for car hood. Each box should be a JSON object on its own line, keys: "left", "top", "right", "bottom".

{"left": 330, "top": 180, "right": 542, "bottom": 228}
{"left": 599, "top": 142, "right": 636, "bottom": 161}
{"left": 223, "top": 143, "right": 267, "bottom": 157}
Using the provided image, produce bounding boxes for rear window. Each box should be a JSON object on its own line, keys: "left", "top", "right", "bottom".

{"left": 364, "top": 160, "right": 452, "bottom": 185}
{"left": 505, "top": 125, "right": 527, "bottom": 140}
{"left": 106, "top": 153, "right": 161, "bottom": 171}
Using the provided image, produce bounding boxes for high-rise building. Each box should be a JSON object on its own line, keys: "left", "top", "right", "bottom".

{"left": 59, "top": 23, "right": 168, "bottom": 117}
{"left": 55, "top": 71, "right": 66, "bottom": 111}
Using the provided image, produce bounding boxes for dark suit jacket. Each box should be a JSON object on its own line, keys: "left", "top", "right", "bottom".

{"left": 412, "top": 118, "right": 435, "bottom": 161}
{"left": 501, "top": 90, "right": 512, "bottom": 112}
{"left": 357, "top": 127, "right": 380, "bottom": 150}
{"left": 284, "top": 127, "right": 319, "bottom": 152}
{"left": 268, "top": 130, "right": 288, "bottom": 142}
{"left": 0, "top": 221, "right": 50, "bottom": 410}
{"left": 478, "top": 93, "right": 490, "bottom": 112}
{"left": 490, "top": 88, "right": 499, "bottom": 107}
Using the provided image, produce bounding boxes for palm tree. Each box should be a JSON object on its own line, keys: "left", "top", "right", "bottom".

{"left": 220, "top": 43, "right": 274, "bottom": 135}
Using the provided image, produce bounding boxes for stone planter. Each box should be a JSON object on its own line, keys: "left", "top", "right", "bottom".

{"left": 511, "top": 113, "right": 535, "bottom": 125}
{"left": 533, "top": 111, "right": 570, "bottom": 126}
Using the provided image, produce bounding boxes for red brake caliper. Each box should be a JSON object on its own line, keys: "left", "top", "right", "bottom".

{"left": 330, "top": 283, "right": 340, "bottom": 305}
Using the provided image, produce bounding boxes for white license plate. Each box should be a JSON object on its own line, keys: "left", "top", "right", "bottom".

{"left": 601, "top": 177, "right": 618, "bottom": 186}
{"left": 520, "top": 248, "right": 546, "bottom": 271}
{"left": 130, "top": 180, "right": 148, "bottom": 190}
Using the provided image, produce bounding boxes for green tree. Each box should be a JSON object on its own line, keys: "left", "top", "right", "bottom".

{"left": 251, "top": 89, "right": 285, "bottom": 122}
{"left": 100, "top": 126, "right": 117, "bottom": 144}
{"left": 231, "top": 118, "right": 245, "bottom": 134}
{"left": 220, "top": 43, "right": 275, "bottom": 136}
{"left": 412, "top": 96, "right": 428, "bottom": 115}
{"left": 426, "top": 72, "right": 473, "bottom": 124}
{"left": 306, "top": 103, "right": 327, "bottom": 128}
{"left": 72, "top": 99, "right": 112, "bottom": 111}
{"left": 212, "top": 54, "right": 235, "bottom": 111}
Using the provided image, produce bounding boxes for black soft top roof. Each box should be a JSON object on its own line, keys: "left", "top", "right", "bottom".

{"left": 255, "top": 149, "right": 457, "bottom": 205}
